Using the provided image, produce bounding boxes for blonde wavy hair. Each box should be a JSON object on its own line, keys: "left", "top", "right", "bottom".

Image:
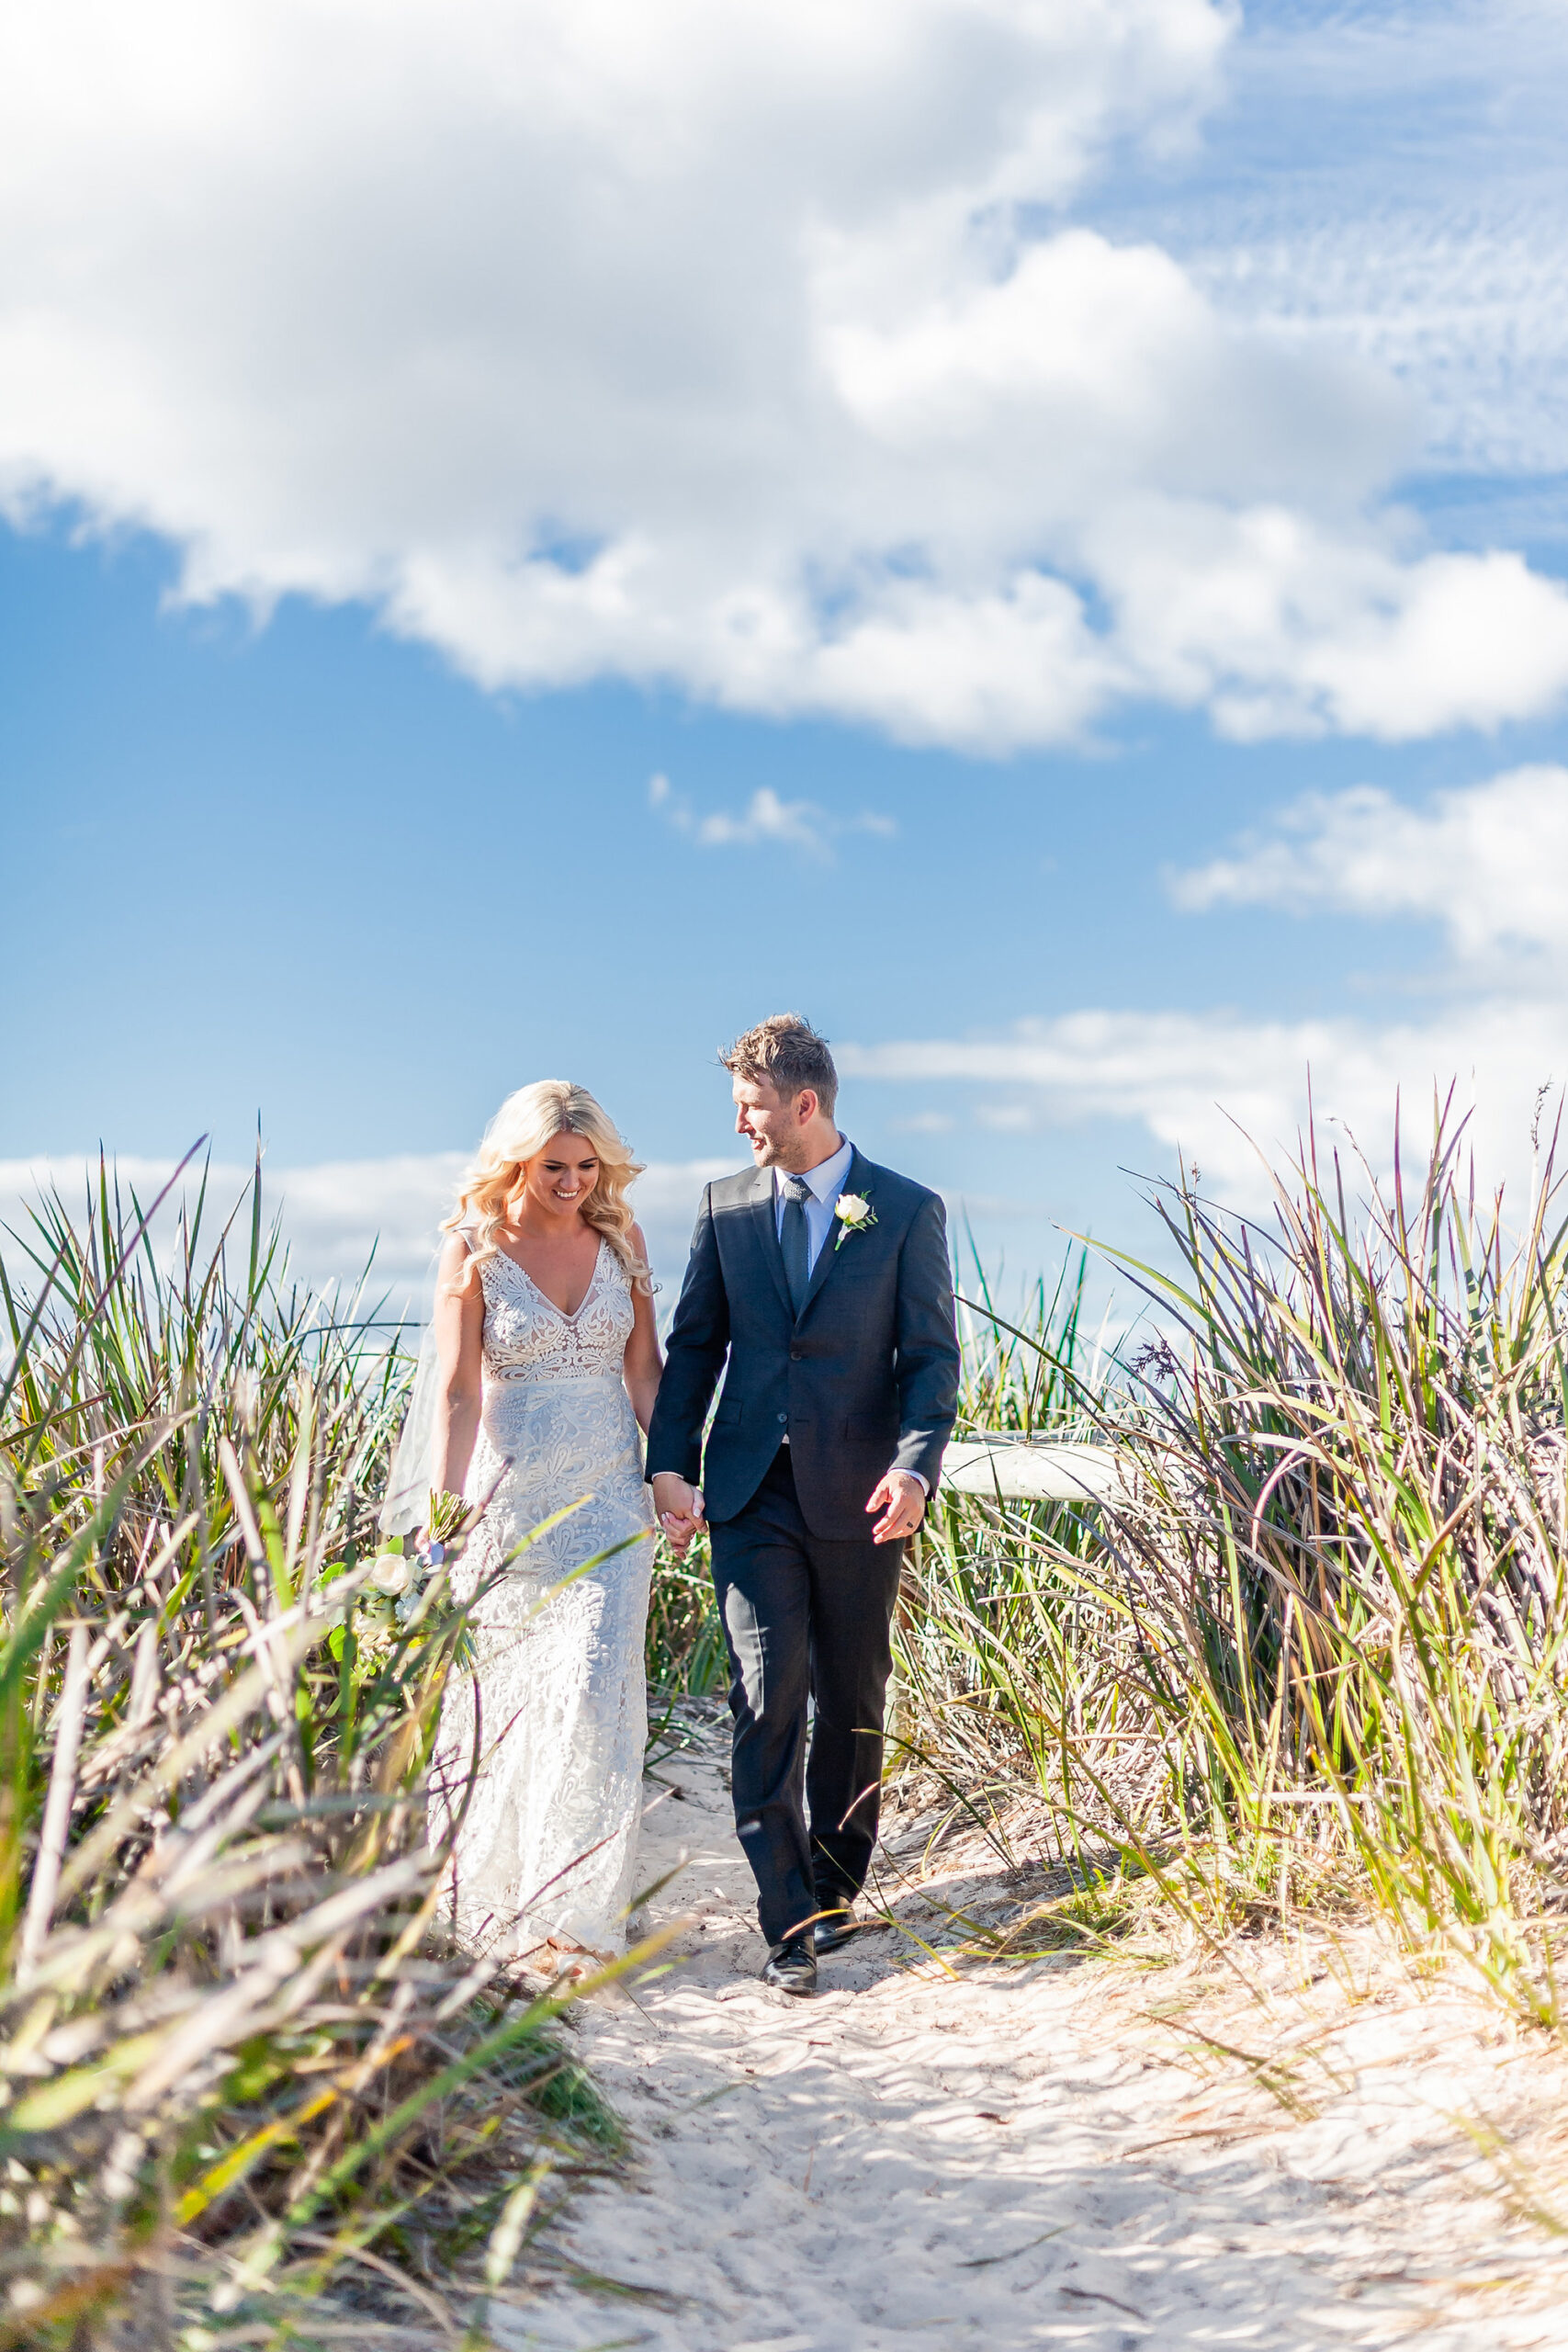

{"left": 442, "top": 1080, "right": 651, "bottom": 1295}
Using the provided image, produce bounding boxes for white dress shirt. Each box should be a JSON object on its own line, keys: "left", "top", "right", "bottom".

{"left": 773, "top": 1136, "right": 927, "bottom": 1495}
{"left": 773, "top": 1133, "right": 855, "bottom": 1273}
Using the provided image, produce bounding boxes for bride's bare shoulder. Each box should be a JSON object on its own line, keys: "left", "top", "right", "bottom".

{"left": 434, "top": 1226, "right": 483, "bottom": 1299}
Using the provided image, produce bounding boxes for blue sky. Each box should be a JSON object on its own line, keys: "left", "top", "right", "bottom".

{"left": 3, "top": 0, "right": 1567, "bottom": 1301}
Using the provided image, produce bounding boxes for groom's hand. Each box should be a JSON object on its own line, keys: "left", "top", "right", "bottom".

{"left": 867, "top": 1468, "right": 926, "bottom": 1544}
{"left": 652, "top": 1472, "right": 706, "bottom": 1557}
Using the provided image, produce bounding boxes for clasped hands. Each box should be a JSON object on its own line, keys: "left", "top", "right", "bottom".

{"left": 651, "top": 1464, "right": 926, "bottom": 1555}
{"left": 651, "top": 1473, "right": 706, "bottom": 1555}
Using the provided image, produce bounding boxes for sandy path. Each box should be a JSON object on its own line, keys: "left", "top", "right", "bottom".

{"left": 500, "top": 1718, "right": 1568, "bottom": 2352}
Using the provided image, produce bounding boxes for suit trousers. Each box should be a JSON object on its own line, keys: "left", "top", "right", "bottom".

{"left": 708, "top": 1446, "right": 905, "bottom": 1948}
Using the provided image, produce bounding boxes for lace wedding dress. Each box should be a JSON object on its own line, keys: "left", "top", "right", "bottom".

{"left": 435, "top": 1237, "right": 655, "bottom": 1961}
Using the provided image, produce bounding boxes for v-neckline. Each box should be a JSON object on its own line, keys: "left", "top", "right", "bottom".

{"left": 494, "top": 1235, "right": 605, "bottom": 1322}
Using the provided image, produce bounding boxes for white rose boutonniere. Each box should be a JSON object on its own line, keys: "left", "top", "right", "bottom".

{"left": 833, "top": 1192, "right": 877, "bottom": 1251}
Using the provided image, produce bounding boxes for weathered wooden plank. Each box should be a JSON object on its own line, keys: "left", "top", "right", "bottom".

{"left": 942, "top": 1436, "right": 1125, "bottom": 1502}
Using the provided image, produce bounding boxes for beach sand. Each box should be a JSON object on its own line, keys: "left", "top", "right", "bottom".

{"left": 499, "top": 1713, "right": 1568, "bottom": 2350}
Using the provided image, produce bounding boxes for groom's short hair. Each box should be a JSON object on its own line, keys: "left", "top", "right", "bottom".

{"left": 721, "top": 1013, "right": 839, "bottom": 1115}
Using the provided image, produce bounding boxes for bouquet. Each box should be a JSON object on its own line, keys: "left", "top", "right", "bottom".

{"left": 366, "top": 1487, "right": 472, "bottom": 1617}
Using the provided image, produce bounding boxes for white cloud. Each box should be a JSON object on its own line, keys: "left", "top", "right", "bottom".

{"left": 1171, "top": 763, "right": 1568, "bottom": 967}
{"left": 840, "top": 1001, "right": 1568, "bottom": 1204}
{"left": 891, "top": 1111, "right": 955, "bottom": 1135}
{"left": 840, "top": 739, "right": 1568, "bottom": 1211}
{"left": 1176, "top": 3, "right": 1568, "bottom": 488}
{"left": 648, "top": 773, "right": 894, "bottom": 858}
{"left": 1082, "top": 511, "right": 1568, "bottom": 742}
{"left": 0, "top": 1149, "right": 737, "bottom": 1313}
{"left": 4, "top": 0, "right": 1567, "bottom": 752}
{"left": 1198, "top": 217, "right": 1568, "bottom": 489}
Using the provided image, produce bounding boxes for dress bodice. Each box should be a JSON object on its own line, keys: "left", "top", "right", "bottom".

{"left": 477, "top": 1237, "right": 633, "bottom": 1383}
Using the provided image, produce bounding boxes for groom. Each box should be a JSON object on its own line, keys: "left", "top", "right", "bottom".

{"left": 648, "top": 1014, "right": 959, "bottom": 1995}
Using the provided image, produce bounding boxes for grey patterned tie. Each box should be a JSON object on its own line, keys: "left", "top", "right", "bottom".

{"left": 780, "top": 1174, "right": 813, "bottom": 1316}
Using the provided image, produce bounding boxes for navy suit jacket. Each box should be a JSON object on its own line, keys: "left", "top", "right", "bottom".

{"left": 645, "top": 1148, "right": 960, "bottom": 1540}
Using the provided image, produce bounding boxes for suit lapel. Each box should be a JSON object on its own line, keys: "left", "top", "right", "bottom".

{"left": 748, "top": 1166, "right": 795, "bottom": 1318}
{"left": 797, "top": 1147, "right": 869, "bottom": 1323}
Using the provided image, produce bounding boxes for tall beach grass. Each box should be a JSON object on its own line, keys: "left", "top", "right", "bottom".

{"left": 12, "top": 1095, "right": 1568, "bottom": 2346}
{"left": 0, "top": 1162, "right": 621, "bottom": 2348}
{"left": 899, "top": 1103, "right": 1568, "bottom": 2024}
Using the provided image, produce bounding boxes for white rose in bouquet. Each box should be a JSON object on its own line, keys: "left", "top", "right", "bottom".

{"left": 368, "top": 1549, "right": 416, "bottom": 1598}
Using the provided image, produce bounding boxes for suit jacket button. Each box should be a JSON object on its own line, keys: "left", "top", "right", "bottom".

{"left": 789, "top": 1348, "right": 802, "bottom": 1361}
{"left": 777, "top": 1411, "right": 787, "bottom": 1422}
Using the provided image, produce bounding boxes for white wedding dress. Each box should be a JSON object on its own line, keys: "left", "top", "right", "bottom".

{"left": 435, "top": 1237, "right": 656, "bottom": 1961}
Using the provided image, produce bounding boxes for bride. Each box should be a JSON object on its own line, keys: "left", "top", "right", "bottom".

{"left": 414, "top": 1080, "right": 662, "bottom": 1976}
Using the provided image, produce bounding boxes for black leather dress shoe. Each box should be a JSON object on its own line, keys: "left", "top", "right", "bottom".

{"left": 813, "top": 1897, "right": 859, "bottom": 1954}
{"left": 761, "top": 1935, "right": 818, "bottom": 1996}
